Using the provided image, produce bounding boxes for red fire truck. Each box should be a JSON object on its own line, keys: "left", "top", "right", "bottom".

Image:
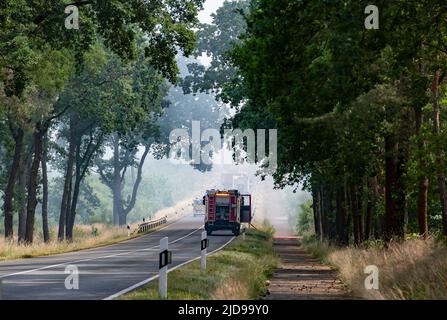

{"left": 203, "top": 190, "right": 252, "bottom": 236}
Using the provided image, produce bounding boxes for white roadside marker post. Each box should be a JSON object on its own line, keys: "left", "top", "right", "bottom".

{"left": 200, "top": 231, "right": 208, "bottom": 271}
{"left": 127, "top": 225, "right": 131, "bottom": 237}
{"left": 243, "top": 228, "right": 246, "bottom": 241}
{"left": 159, "top": 237, "right": 171, "bottom": 299}
{"left": 0, "top": 278, "right": 2, "bottom": 300}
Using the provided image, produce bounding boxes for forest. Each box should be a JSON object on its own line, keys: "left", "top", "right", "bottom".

{"left": 213, "top": 0, "right": 447, "bottom": 245}
{"left": 0, "top": 0, "right": 215, "bottom": 244}
{"left": 181, "top": 0, "right": 447, "bottom": 245}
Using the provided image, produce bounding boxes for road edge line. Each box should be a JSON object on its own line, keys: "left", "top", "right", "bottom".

{"left": 103, "top": 236, "right": 236, "bottom": 300}
{"left": 0, "top": 224, "right": 203, "bottom": 280}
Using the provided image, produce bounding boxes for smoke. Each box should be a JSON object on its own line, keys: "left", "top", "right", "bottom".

{"left": 154, "top": 160, "right": 310, "bottom": 236}
{"left": 250, "top": 176, "right": 310, "bottom": 236}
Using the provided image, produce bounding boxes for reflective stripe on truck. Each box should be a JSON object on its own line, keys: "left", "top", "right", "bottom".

{"left": 208, "top": 196, "right": 215, "bottom": 221}
{"left": 230, "top": 195, "right": 235, "bottom": 222}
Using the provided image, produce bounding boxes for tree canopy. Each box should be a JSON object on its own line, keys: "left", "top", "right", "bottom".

{"left": 218, "top": 0, "right": 447, "bottom": 243}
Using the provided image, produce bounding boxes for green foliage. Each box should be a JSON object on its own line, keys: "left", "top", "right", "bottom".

{"left": 181, "top": 0, "right": 248, "bottom": 100}
{"left": 216, "top": 0, "right": 447, "bottom": 242}
{"left": 1, "top": 0, "right": 205, "bottom": 90}
{"left": 1, "top": 0, "right": 205, "bottom": 240}
{"left": 296, "top": 200, "right": 314, "bottom": 236}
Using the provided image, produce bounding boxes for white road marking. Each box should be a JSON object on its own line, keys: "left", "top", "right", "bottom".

{"left": 103, "top": 236, "right": 236, "bottom": 300}
{"left": 5, "top": 281, "right": 61, "bottom": 285}
{"left": 0, "top": 223, "right": 203, "bottom": 279}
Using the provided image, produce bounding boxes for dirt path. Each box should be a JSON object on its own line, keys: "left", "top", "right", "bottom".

{"left": 264, "top": 238, "right": 352, "bottom": 300}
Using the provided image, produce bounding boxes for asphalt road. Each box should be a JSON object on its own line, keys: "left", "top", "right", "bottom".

{"left": 0, "top": 215, "right": 234, "bottom": 300}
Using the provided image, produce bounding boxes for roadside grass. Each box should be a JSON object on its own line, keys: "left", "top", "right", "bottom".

{"left": 120, "top": 228, "right": 279, "bottom": 300}
{"left": 0, "top": 223, "right": 155, "bottom": 261}
{"left": 302, "top": 235, "right": 447, "bottom": 300}
{"left": 0, "top": 198, "right": 193, "bottom": 262}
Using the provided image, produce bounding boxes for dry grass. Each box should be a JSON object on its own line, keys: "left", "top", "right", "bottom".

{"left": 0, "top": 198, "right": 195, "bottom": 262}
{"left": 0, "top": 223, "right": 139, "bottom": 261}
{"left": 211, "top": 279, "right": 250, "bottom": 300}
{"left": 303, "top": 237, "right": 447, "bottom": 300}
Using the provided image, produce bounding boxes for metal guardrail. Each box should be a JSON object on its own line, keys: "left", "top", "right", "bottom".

{"left": 137, "top": 216, "right": 168, "bottom": 234}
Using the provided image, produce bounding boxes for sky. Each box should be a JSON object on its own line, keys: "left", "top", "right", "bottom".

{"left": 198, "top": 0, "right": 226, "bottom": 24}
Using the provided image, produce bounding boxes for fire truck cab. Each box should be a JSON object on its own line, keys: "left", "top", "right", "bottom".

{"left": 203, "top": 190, "right": 252, "bottom": 236}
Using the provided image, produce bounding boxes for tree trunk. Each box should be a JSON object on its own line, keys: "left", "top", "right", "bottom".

{"left": 319, "top": 186, "right": 326, "bottom": 239}
{"left": 112, "top": 134, "right": 122, "bottom": 225}
{"left": 384, "top": 134, "right": 397, "bottom": 242}
{"left": 121, "top": 146, "right": 151, "bottom": 223}
{"left": 365, "top": 177, "right": 378, "bottom": 241}
{"left": 345, "top": 183, "right": 352, "bottom": 243}
{"left": 112, "top": 182, "right": 124, "bottom": 225}
{"left": 396, "top": 144, "right": 407, "bottom": 237}
{"left": 312, "top": 187, "right": 322, "bottom": 240}
{"left": 358, "top": 183, "right": 364, "bottom": 242}
{"left": 65, "top": 179, "right": 80, "bottom": 241}
{"left": 103, "top": 134, "right": 151, "bottom": 227}
{"left": 384, "top": 133, "right": 406, "bottom": 242}
{"left": 41, "top": 134, "right": 50, "bottom": 243}
{"left": 119, "top": 210, "right": 127, "bottom": 226}
{"left": 318, "top": 186, "right": 324, "bottom": 240}
{"left": 349, "top": 183, "right": 361, "bottom": 246}
{"left": 312, "top": 188, "right": 320, "bottom": 237}
{"left": 66, "top": 152, "right": 82, "bottom": 241}
{"left": 432, "top": 69, "right": 447, "bottom": 236}
{"left": 365, "top": 192, "right": 372, "bottom": 241}
{"left": 65, "top": 141, "right": 82, "bottom": 241}
{"left": 25, "top": 122, "right": 44, "bottom": 244}
{"left": 317, "top": 187, "right": 324, "bottom": 241}
{"left": 414, "top": 106, "right": 428, "bottom": 238}
{"left": 439, "top": 175, "right": 447, "bottom": 236}
{"left": 321, "top": 185, "right": 333, "bottom": 240}
{"left": 3, "top": 129, "right": 24, "bottom": 240}
{"left": 18, "top": 150, "right": 31, "bottom": 243}
{"left": 66, "top": 132, "right": 103, "bottom": 240}
{"left": 58, "top": 120, "right": 76, "bottom": 241}
{"left": 335, "top": 186, "right": 347, "bottom": 245}
{"left": 18, "top": 154, "right": 27, "bottom": 242}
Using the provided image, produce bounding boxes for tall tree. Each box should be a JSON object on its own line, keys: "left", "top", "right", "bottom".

{"left": 96, "top": 52, "right": 168, "bottom": 226}
{"left": 1, "top": 0, "right": 204, "bottom": 242}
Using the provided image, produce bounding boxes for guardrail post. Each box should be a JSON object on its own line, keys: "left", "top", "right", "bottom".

{"left": 201, "top": 231, "right": 208, "bottom": 272}
{"left": 159, "top": 237, "right": 169, "bottom": 299}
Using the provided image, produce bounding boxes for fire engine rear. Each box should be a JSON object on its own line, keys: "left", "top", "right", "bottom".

{"left": 203, "top": 190, "right": 252, "bottom": 236}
